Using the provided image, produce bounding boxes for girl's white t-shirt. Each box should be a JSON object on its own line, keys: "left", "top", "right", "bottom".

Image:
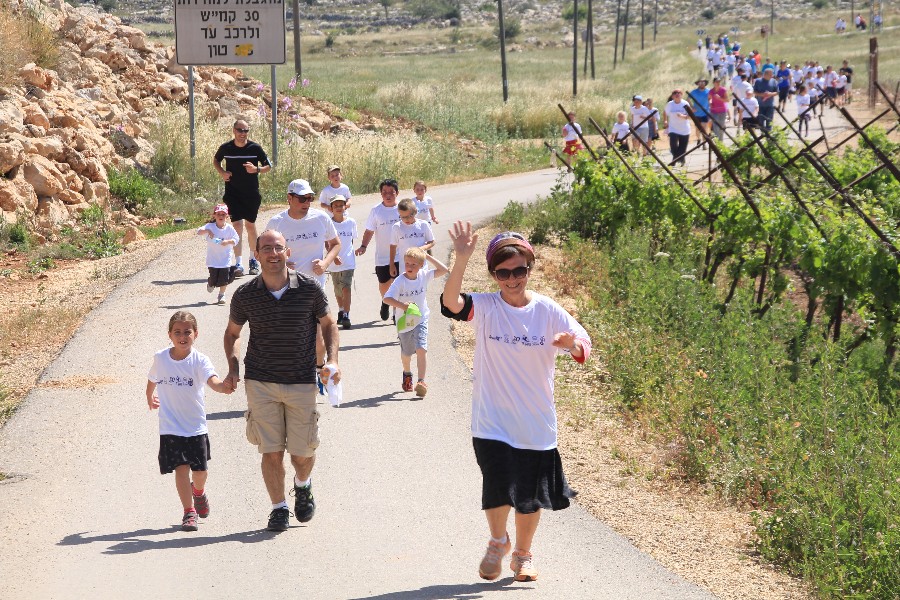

{"left": 612, "top": 121, "right": 630, "bottom": 141}
{"left": 328, "top": 217, "right": 358, "bottom": 273}
{"left": 265, "top": 208, "right": 338, "bottom": 286}
{"left": 664, "top": 100, "right": 692, "bottom": 136}
{"left": 796, "top": 93, "right": 811, "bottom": 114}
{"left": 390, "top": 219, "right": 434, "bottom": 262}
{"left": 413, "top": 196, "right": 434, "bottom": 223}
{"left": 469, "top": 292, "right": 590, "bottom": 450}
{"left": 563, "top": 122, "right": 582, "bottom": 141}
{"left": 384, "top": 268, "right": 436, "bottom": 329}
{"left": 364, "top": 203, "right": 400, "bottom": 266}
{"left": 199, "top": 223, "right": 239, "bottom": 268}
{"left": 147, "top": 347, "right": 217, "bottom": 437}
{"left": 740, "top": 96, "right": 760, "bottom": 119}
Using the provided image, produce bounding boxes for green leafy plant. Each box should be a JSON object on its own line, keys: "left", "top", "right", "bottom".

{"left": 108, "top": 167, "right": 159, "bottom": 212}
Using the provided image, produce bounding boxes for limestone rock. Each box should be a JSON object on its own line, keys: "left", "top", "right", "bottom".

{"left": 37, "top": 197, "right": 70, "bottom": 229}
{"left": 0, "top": 101, "right": 25, "bottom": 135}
{"left": 122, "top": 225, "right": 145, "bottom": 245}
{"left": 23, "top": 104, "right": 51, "bottom": 130}
{"left": 0, "top": 140, "right": 26, "bottom": 176}
{"left": 23, "top": 155, "right": 67, "bottom": 197}
{"left": 155, "top": 75, "right": 189, "bottom": 102}
{"left": 19, "top": 63, "right": 57, "bottom": 91}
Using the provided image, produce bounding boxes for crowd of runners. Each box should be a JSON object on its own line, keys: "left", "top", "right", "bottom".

{"left": 146, "top": 118, "right": 593, "bottom": 585}
{"left": 561, "top": 37, "right": 857, "bottom": 166}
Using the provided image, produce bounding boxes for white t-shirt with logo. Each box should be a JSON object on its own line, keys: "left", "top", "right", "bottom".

{"left": 147, "top": 348, "right": 217, "bottom": 437}
{"left": 364, "top": 202, "right": 401, "bottom": 266}
{"left": 612, "top": 121, "right": 630, "bottom": 141}
{"left": 630, "top": 105, "right": 651, "bottom": 130}
{"left": 319, "top": 183, "right": 352, "bottom": 207}
{"left": 328, "top": 217, "right": 358, "bottom": 273}
{"left": 384, "top": 268, "right": 436, "bottom": 329}
{"left": 664, "top": 100, "right": 692, "bottom": 136}
{"left": 265, "top": 208, "right": 338, "bottom": 287}
{"left": 198, "top": 222, "right": 239, "bottom": 268}
{"left": 469, "top": 292, "right": 591, "bottom": 450}
{"left": 414, "top": 196, "right": 434, "bottom": 223}
{"left": 391, "top": 219, "right": 434, "bottom": 263}
{"left": 563, "top": 122, "right": 582, "bottom": 141}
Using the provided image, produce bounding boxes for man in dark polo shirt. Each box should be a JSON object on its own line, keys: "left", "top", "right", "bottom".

{"left": 753, "top": 67, "right": 778, "bottom": 132}
{"left": 224, "top": 229, "right": 341, "bottom": 532}
{"left": 213, "top": 119, "right": 272, "bottom": 277}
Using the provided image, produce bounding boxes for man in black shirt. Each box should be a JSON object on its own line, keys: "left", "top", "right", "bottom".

{"left": 224, "top": 230, "right": 341, "bottom": 531}
{"left": 213, "top": 119, "right": 271, "bottom": 276}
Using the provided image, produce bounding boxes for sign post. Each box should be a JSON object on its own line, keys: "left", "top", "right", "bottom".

{"left": 174, "top": 0, "right": 287, "bottom": 170}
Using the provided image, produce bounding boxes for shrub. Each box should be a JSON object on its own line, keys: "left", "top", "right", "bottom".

{"left": 495, "top": 17, "right": 522, "bottom": 40}
{"left": 409, "top": 0, "right": 460, "bottom": 20}
{"left": 325, "top": 31, "right": 337, "bottom": 48}
{"left": 0, "top": 3, "right": 59, "bottom": 85}
{"left": 561, "top": 2, "right": 587, "bottom": 21}
{"left": 811, "top": 0, "right": 829, "bottom": 7}
{"left": 108, "top": 167, "right": 158, "bottom": 212}
{"left": 98, "top": 0, "right": 117, "bottom": 12}
{"left": 701, "top": 8, "right": 715, "bottom": 19}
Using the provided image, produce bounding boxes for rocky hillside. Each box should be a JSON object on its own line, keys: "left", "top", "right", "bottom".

{"left": 119, "top": 0, "right": 830, "bottom": 35}
{"left": 0, "top": 0, "right": 372, "bottom": 239}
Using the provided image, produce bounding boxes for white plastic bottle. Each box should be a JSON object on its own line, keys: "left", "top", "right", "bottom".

{"left": 322, "top": 363, "right": 342, "bottom": 407}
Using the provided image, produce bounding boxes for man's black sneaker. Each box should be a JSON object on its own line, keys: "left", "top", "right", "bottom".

{"left": 291, "top": 483, "right": 316, "bottom": 523}
{"left": 336, "top": 310, "right": 345, "bottom": 324}
{"left": 380, "top": 302, "right": 389, "bottom": 321}
{"left": 267, "top": 507, "right": 290, "bottom": 531}
{"left": 342, "top": 315, "right": 351, "bottom": 330}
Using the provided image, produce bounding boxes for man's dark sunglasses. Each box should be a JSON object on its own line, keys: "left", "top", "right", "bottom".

{"left": 492, "top": 266, "right": 530, "bottom": 281}
{"left": 289, "top": 193, "right": 314, "bottom": 202}
{"left": 234, "top": 127, "right": 250, "bottom": 133}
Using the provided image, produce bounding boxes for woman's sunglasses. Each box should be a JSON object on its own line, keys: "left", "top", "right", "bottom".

{"left": 492, "top": 266, "right": 530, "bottom": 281}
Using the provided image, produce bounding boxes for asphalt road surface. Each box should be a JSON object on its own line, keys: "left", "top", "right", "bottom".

{"left": 0, "top": 168, "right": 716, "bottom": 599}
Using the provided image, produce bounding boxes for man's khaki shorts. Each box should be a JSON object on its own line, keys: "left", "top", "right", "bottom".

{"left": 244, "top": 380, "right": 319, "bottom": 457}
{"left": 330, "top": 269, "right": 354, "bottom": 295}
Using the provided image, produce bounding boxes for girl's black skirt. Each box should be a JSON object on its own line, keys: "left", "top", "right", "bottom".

{"left": 158, "top": 434, "right": 211, "bottom": 474}
{"left": 472, "top": 437, "right": 576, "bottom": 514}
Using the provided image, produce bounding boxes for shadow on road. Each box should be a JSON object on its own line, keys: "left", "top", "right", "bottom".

{"left": 59, "top": 528, "right": 277, "bottom": 554}
{"left": 341, "top": 341, "right": 398, "bottom": 351}
{"left": 340, "top": 320, "right": 392, "bottom": 331}
{"left": 161, "top": 302, "right": 213, "bottom": 309}
{"left": 338, "top": 391, "right": 406, "bottom": 409}
{"left": 206, "top": 410, "right": 244, "bottom": 421}
{"left": 150, "top": 279, "right": 207, "bottom": 286}
{"left": 347, "top": 580, "right": 524, "bottom": 599}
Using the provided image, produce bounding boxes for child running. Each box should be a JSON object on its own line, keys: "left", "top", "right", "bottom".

{"left": 796, "top": 84, "right": 811, "bottom": 138}
{"left": 611, "top": 111, "right": 631, "bottom": 153}
{"left": 383, "top": 247, "right": 449, "bottom": 397}
{"left": 327, "top": 194, "right": 357, "bottom": 329}
{"left": 196, "top": 204, "right": 240, "bottom": 305}
{"left": 412, "top": 180, "right": 439, "bottom": 227}
{"left": 319, "top": 165, "right": 352, "bottom": 212}
{"left": 389, "top": 199, "right": 435, "bottom": 279}
{"left": 146, "top": 311, "right": 233, "bottom": 531}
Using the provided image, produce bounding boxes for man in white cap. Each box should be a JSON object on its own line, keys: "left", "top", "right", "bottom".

{"left": 266, "top": 179, "right": 341, "bottom": 371}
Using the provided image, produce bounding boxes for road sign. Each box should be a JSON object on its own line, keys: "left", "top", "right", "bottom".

{"left": 174, "top": 0, "right": 286, "bottom": 65}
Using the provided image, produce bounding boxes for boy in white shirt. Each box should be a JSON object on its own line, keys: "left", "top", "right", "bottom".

{"left": 612, "top": 111, "right": 631, "bottom": 153}
{"left": 629, "top": 96, "right": 651, "bottom": 154}
{"left": 326, "top": 195, "right": 357, "bottom": 329}
{"left": 389, "top": 198, "right": 435, "bottom": 279}
{"left": 318, "top": 165, "right": 352, "bottom": 212}
{"left": 413, "top": 180, "right": 438, "bottom": 226}
{"left": 383, "top": 247, "right": 449, "bottom": 397}
{"left": 196, "top": 204, "right": 240, "bottom": 305}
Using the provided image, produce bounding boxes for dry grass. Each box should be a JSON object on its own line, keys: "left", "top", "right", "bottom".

{"left": 0, "top": 1, "right": 59, "bottom": 86}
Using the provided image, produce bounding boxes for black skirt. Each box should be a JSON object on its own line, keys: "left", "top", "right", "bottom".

{"left": 208, "top": 266, "right": 236, "bottom": 287}
{"left": 158, "top": 434, "right": 211, "bottom": 474}
{"left": 473, "top": 437, "right": 576, "bottom": 514}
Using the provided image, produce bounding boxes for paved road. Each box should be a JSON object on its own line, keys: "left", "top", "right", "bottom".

{"left": 0, "top": 169, "right": 715, "bottom": 599}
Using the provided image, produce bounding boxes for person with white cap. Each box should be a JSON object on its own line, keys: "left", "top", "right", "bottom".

{"left": 629, "top": 95, "right": 651, "bottom": 155}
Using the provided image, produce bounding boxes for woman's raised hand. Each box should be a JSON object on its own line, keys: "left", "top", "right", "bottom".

{"left": 449, "top": 221, "right": 478, "bottom": 260}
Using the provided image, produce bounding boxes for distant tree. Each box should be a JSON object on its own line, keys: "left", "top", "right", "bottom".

{"left": 378, "top": 0, "right": 394, "bottom": 19}
{"left": 495, "top": 16, "right": 521, "bottom": 39}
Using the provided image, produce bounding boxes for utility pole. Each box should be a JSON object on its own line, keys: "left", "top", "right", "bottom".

{"left": 622, "top": 0, "right": 630, "bottom": 60}
{"left": 613, "top": 0, "right": 621, "bottom": 68}
{"left": 770, "top": 0, "right": 774, "bottom": 36}
{"left": 589, "top": 0, "right": 595, "bottom": 78}
{"left": 572, "top": 0, "right": 578, "bottom": 95}
{"left": 292, "top": 0, "right": 301, "bottom": 77}
{"left": 653, "top": 0, "right": 658, "bottom": 42}
{"left": 640, "top": 0, "right": 644, "bottom": 50}
{"left": 498, "top": 0, "right": 509, "bottom": 102}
